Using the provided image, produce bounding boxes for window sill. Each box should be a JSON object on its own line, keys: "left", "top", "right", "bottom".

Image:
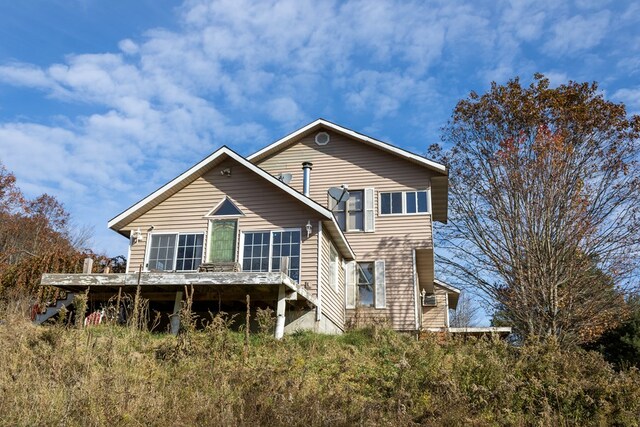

{"left": 379, "top": 212, "right": 431, "bottom": 217}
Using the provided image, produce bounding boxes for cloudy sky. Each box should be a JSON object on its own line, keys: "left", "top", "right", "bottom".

{"left": 0, "top": 0, "right": 639, "bottom": 257}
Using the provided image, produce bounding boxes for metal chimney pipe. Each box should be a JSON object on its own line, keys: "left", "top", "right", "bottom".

{"left": 302, "top": 162, "right": 313, "bottom": 196}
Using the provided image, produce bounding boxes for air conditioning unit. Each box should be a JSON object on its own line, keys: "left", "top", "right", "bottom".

{"left": 422, "top": 294, "right": 437, "bottom": 307}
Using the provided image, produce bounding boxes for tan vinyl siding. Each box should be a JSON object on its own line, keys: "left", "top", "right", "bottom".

{"left": 422, "top": 286, "right": 449, "bottom": 329}
{"left": 121, "top": 157, "right": 322, "bottom": 296}
{"left": 256, "top": 130, "right": 434, "bottom": 331}
{"left": 319, "top": 226, "right": 345, "bottom": 330}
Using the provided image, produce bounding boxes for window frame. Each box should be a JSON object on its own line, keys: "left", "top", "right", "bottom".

{"left": 239, "top": 228, "right": 302, "bottom": 283}
{"left": 329, "top": 243, "right": 339, "bottom": 292}
{"left": 346, "top": 260, "right": 386, "bottom": 309}
{"left": 145, "top": 231, "right": 205, "bottom": 272}
{"left": 356, "top": 262, "right": 376, "bottom": 308}
{"left": 206, "top": 219, "right": 238, "bottom": 263}
{"left": 334, "top": 189, "right": 364, "bottom": 232}
{"left": 379, "top": 190, "right": 430, "bottom": 216}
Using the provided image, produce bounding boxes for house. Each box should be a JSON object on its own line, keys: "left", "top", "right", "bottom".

{"left": 39, "top": 119, "right": 461, "bottom": 336}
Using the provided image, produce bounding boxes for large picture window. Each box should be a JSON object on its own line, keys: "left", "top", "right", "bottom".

{"left": 380, "top": 190, "right": 429, "bottom": 215}
{"left": 241, "top": 230, "right": 301, "bottom": 282}
{"left": 147, "top": 233, "right": 204, "bottom": 271}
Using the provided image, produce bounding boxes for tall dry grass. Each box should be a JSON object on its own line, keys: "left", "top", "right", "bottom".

{"left": 0, "top": 299, "right": 639, "bottom": 426}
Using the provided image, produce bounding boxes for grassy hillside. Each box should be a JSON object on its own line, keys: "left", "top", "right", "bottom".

{"left": 1, "top": 301, "right": 639, "bottom": 426}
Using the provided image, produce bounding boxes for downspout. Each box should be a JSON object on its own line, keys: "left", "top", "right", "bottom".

{"left": 316, "top": 221, "right": 323, "bottom": 322}
{"left": 126, "top": 230, "right": 133, "bottom": 274}
{"left": 445, "top": 293, "right": 450, "bottom": 328}
{"left": 412, "top": 249, "right": 420, "bottom": 332}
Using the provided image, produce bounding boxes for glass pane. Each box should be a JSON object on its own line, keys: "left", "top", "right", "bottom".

{"left": 350, "top": 191, "right": 363, "bottom": 211}
{"left": 350, "top": 211, "right": 363, "bottom": 231}
{"left": 381, "top": 193, "right": 391, "bottom": 214}
{"left": 358, "top": 285, "right": 374, "bottom": 307}
{"left": 417, "top": 191, "right": 428, "bottom": 212}
{"left": 357, "top": 263, "right": 374, "bottom": 284}
{"left": 391, "top": 192, "right": 402, "bottom": 214}
{"left": 208, "top": 220, "right": 237, "bottom": 262}
{"left": 406, "top": 192, "right": 417, "bottom": 213}
{"left": 174, "top": 233, "right": 203, "bottom": 271}
{"left": 212, "top": 198, "right": 243, "bottom": 216}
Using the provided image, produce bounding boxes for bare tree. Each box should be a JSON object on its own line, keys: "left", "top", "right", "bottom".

{"left": 449, "top": 292, "right": 480, "bottom": 328}
{"left": 434, "top": 75, "right": 640, "bottom": 346}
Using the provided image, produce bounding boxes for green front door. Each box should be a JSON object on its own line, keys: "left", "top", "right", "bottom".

{"left": 208, "top": 220, "right": 237, "bottom": 262}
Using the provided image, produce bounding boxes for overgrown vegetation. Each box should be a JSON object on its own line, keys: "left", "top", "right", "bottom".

{"left": 1, "top": 300, "right": 638, "bottom": 426}
{"left": 0, "top": 160, "right": 125, "bottom": 300}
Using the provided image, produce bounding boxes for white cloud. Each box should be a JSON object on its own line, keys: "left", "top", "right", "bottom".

{"left": 612, "top": 87, "right": 640, "bottom": 112}
{"left": 0, "top": 0, "right": 638, "bottom": 255}
{"left": 544, "top": 11, "right": 611, "bottom": 55}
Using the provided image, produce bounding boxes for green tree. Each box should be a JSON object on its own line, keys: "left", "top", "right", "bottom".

{"left": 585, "top": 294, "right": 640, "bottom": 369}
{"left": 434, "top": 74, "right": 640, "bottom": 346}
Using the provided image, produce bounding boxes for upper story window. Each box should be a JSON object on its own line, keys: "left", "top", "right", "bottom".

{"left": 147, "top": 232, "right": 204, "bottom": 271}
{"left": 379, "top": 190, "right": 429, "bottom": 215}
{"left": 329, "top": 188, "right": 375, "bottom": 232}
{"left": 241, "top": 230, "right": 301, "bottom": 282}
{"left": 335, "top": 190, "right": 363, "bottom": 231}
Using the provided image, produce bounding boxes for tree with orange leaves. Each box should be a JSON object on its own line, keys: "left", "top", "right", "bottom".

{"left": 433, "top": 74, "right": 640, "bottom": 346}
{"left": 0, "top": 161, "right": 124, "bottom": 299}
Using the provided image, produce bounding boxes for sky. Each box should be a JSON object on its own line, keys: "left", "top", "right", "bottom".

{"left": 1, "top": 0, "right": 639, "bottom": 263}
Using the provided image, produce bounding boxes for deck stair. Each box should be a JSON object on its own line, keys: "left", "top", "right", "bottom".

{"left": 34, "top": 292, "right": 76, "bottom": 324}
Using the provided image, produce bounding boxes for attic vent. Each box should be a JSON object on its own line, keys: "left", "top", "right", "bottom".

{"left": 315, "top": 132, "right": 330, "bottom": 146}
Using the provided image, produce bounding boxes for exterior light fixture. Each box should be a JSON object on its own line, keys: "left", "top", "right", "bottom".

{"left": 305, "top": 220, "right": 313, "bottom": 238}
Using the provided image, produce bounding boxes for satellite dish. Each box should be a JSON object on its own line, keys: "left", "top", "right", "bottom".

{"left": 278, "top": 173, "right": 293, "bottom": 184}
{"left": 328, "top": 187, "right": 349, "bottom": 207}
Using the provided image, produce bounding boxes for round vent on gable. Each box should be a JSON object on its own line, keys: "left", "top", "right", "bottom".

{"left": 315, "top": 132, "right": 330, "bottom": 146}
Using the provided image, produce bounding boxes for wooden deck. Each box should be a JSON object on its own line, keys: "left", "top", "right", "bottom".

{"left": 40, "top": 272, "right": 317, "bottom": 305}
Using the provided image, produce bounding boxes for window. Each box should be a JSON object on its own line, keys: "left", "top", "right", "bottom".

{"left": 346, "top": 260, "right": 386, "bottom": 309}
{"left": 330, "top": 188, "right": 375, "bottom": 232}
{"left": 241, "top": 230, "right": 301, "bottom": 282}
{"left": 329, "top": 244, "right": 339, "bottom": 291}
{"left": 357, "top": 262, "right": 375, "bottom": 307}
{"left": 147, "top": 233, "right": 204, "bottom": 271}
{"left": 205, "top": 197, "right": 243, "bottom": 217}
{"left": 207, "top": 220, "right": 237, "bottom": 262}
{"left": 380, "top": 190, "right": 429, "bottom": 215}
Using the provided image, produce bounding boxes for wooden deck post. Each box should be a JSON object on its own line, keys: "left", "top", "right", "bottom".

{"left": 275, "top": 284, "right": 286, "bottom": 339}
{"left": 170, "top": 291, "right": 183, "bottom": 335}
{"left": 82, "top": 258, "right": 93, "bottom": 274}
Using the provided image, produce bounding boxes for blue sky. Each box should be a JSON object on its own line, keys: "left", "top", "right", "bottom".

{"left": 1, "top": 0, "right": 639, "bottom": 262}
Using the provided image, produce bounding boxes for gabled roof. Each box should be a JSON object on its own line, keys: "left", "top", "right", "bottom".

{"left": 248, "top": 118, "right": 447, "bottom": 173}
{"left": 434, "top": 278, "right": 460, "bottom": 309}
{"left": 247, "top": 118, "right": 449, "bottom": 223}
{"left": 108, "top": 146, "right": 355, "bottom": 260}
